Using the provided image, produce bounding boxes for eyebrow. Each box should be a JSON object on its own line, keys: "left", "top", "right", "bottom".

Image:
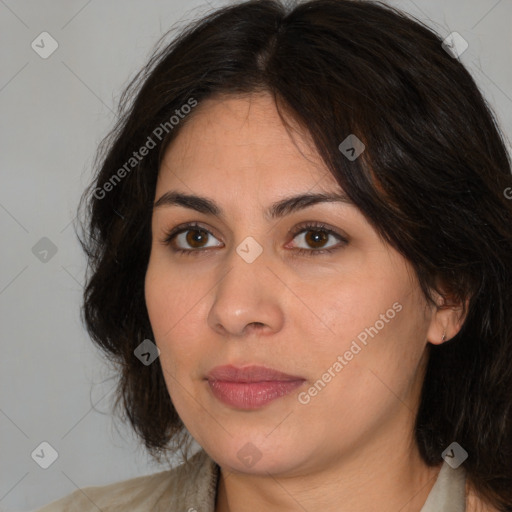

{"left": 153, "top": 190, "right": 354, "bottom": 220}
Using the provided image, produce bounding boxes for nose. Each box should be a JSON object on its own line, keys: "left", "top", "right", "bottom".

{"left": 207, "top": 244, "right": 285, "bottom": 338}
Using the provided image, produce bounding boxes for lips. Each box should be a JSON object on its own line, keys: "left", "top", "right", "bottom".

{"left": 205, "top": 365, "right": 306, "bottom": 409}
{"left": 206, "top": 364, "right": 304, "bottom": 382}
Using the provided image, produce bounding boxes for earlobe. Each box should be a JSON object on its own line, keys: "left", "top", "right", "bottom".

{"left": 427, "top": 319, "right": 450, "bottom": 346}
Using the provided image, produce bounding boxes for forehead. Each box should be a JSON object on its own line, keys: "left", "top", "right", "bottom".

{"left": 157, "top": 92, "right": 339, "bottom": 192}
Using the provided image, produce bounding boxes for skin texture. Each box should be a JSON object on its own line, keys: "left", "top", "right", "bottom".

{"left": 144, "top": 92, "right": 469, "bottom": 512}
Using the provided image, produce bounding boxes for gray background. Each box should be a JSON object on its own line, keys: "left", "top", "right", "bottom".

{"left": 1, "top": 0, "right": 511, "bottom": 510}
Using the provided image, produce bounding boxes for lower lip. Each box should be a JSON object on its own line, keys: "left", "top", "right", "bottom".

{"left": 206, "top": 379, "right": 305, "bottom": 409}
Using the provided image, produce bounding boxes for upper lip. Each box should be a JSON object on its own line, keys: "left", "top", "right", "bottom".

{"left": 206, "top": 365, "right": 305, "bottom": 382}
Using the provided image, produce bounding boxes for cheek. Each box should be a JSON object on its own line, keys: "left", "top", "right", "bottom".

{"left": 144, "top": 259, "right": 210, "bottom": 375}
{"left": 317, "top": 273, "right": 398, "bottom": 343}
{"left": 315, "top": 269, "right": 427, "bottom": 378}
{"left": 145, "top": 255, "right": 199, "bottom": 336}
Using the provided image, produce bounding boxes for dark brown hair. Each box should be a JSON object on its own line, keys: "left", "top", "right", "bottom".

{"left": 76, "top": 0, "right": 512, "bottom": 509}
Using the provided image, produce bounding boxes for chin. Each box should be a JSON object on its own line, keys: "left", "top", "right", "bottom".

{"left": 205, "top": 435, "right": 306, "bottom": 475}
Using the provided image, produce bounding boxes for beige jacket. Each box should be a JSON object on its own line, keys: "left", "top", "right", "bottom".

{"left": 36, "top": 449, "right": 467, "bottom": 511}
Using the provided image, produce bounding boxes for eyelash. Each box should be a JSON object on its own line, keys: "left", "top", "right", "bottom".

{"left": 160, "top": 221, "right": 348, "bottom": 258}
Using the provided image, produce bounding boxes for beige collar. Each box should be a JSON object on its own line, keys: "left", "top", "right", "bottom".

{"left": 183, "top": 450, "right": 467, "bottom": 512}
{"left": 418, "top": 460, "right": 466, "bottom": 512}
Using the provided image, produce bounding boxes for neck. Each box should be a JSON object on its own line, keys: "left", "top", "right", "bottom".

{"left": 214, "top": 415, "right": 442, "bottom": 512}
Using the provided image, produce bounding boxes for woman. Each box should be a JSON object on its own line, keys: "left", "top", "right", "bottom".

{"left": 38, "top": 0, "right": 512, "bottom": 510}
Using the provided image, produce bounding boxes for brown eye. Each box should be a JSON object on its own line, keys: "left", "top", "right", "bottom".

{"left": 292, "top": 227, "right": 343, "bottom": 251}
{"left": 161, "top": 223, "right": 223, "bottom": 254}
{"left": 185, "top": 228, "right": 210, "bottom": 248}
{"left": 303, "top": 229, "right": 330, "bottom": 249}
{"left": 288, "top": 222, "right": 348, "bottom": 257}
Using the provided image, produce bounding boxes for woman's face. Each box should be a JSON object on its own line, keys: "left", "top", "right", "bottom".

{"left": 145, "top": 92, "right": 440, "bottom": 476}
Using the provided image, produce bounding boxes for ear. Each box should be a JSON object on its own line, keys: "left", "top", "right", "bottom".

{"left": 426, "top": 286, "right": 470, "bottom": 345}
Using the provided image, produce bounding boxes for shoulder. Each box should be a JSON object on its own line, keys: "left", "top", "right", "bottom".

{"left": 35, "top": 449, "right": 218, "bottom": 512}
{"left": 35, "top": 469, "right": 175, "bottom": 512}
